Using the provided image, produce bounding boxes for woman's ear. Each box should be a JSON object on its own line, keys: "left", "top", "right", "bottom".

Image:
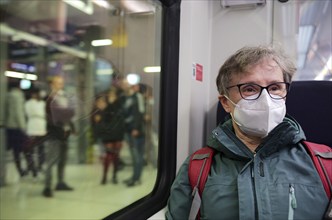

{"left": 218, "top": 95, "right": 232, "bottom": 113}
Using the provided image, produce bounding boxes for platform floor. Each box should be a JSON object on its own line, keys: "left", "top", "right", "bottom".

{"left": 0, "top": 146, "right": 158, "bottom": 220}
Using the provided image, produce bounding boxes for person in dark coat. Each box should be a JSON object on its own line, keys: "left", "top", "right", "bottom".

{"left": 121, "top": 81, "right": 146, "bottom": 187}
{"left": 92, "top": 88, "right": 125, "bottom": 184}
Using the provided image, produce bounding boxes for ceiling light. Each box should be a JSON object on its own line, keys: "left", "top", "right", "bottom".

{"left": 122, "top": 0, "right": 156, "bottom": 13}
{"left": 5, "top": 71, "right": 25, "bottom": 79}
{"left": 4, "top": 71, "right": 38, "bottom": 81}
{"left": 20, "top": 79, "right": 32, "bottom": 90}
{"left": 63, "top": 0, "right": 93, "bottom": 15}
{"left": 91, "top": 39, "right": 113, "bottom": 47}
{"left": 144, "top": 66, "right": 161, "bottom": 73}
{"left": 97, "top": 69, "right": 114, "bottom": 75}
{"left": 92, "top": 0, "right": 114, "bottom": 9}
{"left": 221, "top": 0, "right": 266, "bottom": 8}
{"left": 25, "top": 74, "right": 38, "bottom": 81}
{"left": 126, "top": 73, "right": 140, "bottom": 85}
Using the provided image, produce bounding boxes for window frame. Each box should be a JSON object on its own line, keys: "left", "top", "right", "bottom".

{"left": 104, "top": 0, "right": 181, "bottom": 219}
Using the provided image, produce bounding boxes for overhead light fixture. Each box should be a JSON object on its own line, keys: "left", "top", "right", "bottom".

{"left": 221, "top": 0, "right": 266, "bottom": 8}
{"left": 20, "top": 79, "right": 32, "bottom": 90}
{"left": 92, "top": 0, "right": 114, "bottom": 10}
{"left": 122, "top": 0, "right": 156, "bottom": 13}
{"left": 63, "top": 0, "right": 93, "bottom": 15}
{"left": 91, "top": 39, "right": 113, "bottom": 47}
{"left": 126, "top": 73, "right": 140, "bottom": 85}
{"left": 97, "top": 69, "right": 114, "bottom": 75}
{"left": 5, "top": 71, "right": 25, "bottom": 79}
{"left": 5, "top": 71, "right": 38, "bottom": 81}
{"left": 144, "top": 66, "right": 161, "bottom": 73}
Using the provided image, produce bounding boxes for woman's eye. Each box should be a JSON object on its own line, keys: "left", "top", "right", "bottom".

{"left": 269, "top": 85, "right": 280, "bottom": 91}
{"left": 242, "top": 85, "right": 258, "bottom": 93}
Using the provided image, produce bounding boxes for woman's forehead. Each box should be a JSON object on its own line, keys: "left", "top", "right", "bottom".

{"left": 230, "top": 59, "right": 283, "bottom": 84}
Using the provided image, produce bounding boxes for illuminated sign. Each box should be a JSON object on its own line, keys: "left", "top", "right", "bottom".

{"left": 10, "top": 62, "right": 36, "bottom": 73}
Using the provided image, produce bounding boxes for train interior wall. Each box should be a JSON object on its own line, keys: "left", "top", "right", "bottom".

{"left": 178, "top": 0, "right": 284, "bottom": 169}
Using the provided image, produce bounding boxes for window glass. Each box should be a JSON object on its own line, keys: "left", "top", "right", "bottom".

{"left": 0, "top": 0, "right": 162, "bottom": 219}
{"left": 294, "top": 0, "right": 331, "bottom": 81}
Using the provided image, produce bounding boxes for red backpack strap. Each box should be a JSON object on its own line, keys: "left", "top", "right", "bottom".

{"left": 189, "top": 146, "right": 215, "bottom": 195}
{"left": 302, "top": 141, "right": 332, "bottom": 199}
{"left": 188, "top": 146, "right": 215, "bottom": 220}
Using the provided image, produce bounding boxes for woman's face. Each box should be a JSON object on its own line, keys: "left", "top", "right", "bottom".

{"left": 219, "top": 58, "right": 284, "bottom": 113}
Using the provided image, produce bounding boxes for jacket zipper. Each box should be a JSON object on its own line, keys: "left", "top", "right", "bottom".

{"left": 288, "top": 184, "right": 297, "bottom": 220}
{"left": 251, "top": 156, "right": 258, "bottom": 219}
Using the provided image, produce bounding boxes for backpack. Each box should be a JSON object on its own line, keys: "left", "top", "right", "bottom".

{"left": 188, "top": 141, "right": 332, "bottom": 220}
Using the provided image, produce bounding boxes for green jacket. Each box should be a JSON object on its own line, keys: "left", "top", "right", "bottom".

{"left": 166, "top": 115, "right": 329, "bottom": 220}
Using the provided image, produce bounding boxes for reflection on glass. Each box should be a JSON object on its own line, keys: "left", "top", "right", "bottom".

{"left": 294, "top": 0, "right": 332, "bottom": 81}
{"left": 0, "top": 0, "right": 161, "bottom": 219}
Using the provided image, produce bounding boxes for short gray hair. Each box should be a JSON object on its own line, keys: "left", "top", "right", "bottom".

{"left": 216, "top": 45, "right": 297, "bottom": 95}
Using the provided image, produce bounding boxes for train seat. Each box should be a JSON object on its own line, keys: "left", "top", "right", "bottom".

{"left": 216, "top": 80, "right": 332, "bottom": 147}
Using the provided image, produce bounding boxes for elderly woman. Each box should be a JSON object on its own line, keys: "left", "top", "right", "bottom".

{"left": 165, "top": 45, "right": 330, "bottom": 220}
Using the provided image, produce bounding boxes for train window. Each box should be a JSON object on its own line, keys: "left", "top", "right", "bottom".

{"left": 292, "top": 0, "right": 331, "bottom": 81}
{"left": 0, "top": 0, "right": 179, "bottom": 219}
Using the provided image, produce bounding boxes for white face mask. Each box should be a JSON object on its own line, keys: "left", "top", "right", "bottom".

{"left": 225, "top": 89, "right": 286, "bottom": 138}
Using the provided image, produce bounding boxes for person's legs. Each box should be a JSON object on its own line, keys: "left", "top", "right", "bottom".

{"left": 57, "top": 140, "right": 67, "bottom": 183}
{"left": 123, "top": 134, "right": 135, "bottom": 184}
{"left": 135, "top": 137, "right": 145, "bottom": 180}
{"left": 101, "top": 144, "right": 112, "bottom": 184}
{"left": 12, "top": 145, "right": 24, "bottom": 175}
{"left": 111, "top": 141, "right": 122, "bottom": 184}
{"left": 43, "top": 138, "right": 61, "bottom": 197}
{"left": 36, "top": 136, "right": 46, "bottom": 170}
{"left": 55, "top": 139, "right": 73, "bottom": 190}
{"left": 127, "top": 136, "right": 145, "bottom": 187}
{"left": 131, "top": 143, "right": 139, "bottom": 181}
{"left": 13, "top": 147, "right": 25, "bottom": 176}
{"left": 7, "top": 129, "right": 27, "bottom": 176}
{"left": 23, "top": 139, "right": 37, "bottom": 177}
